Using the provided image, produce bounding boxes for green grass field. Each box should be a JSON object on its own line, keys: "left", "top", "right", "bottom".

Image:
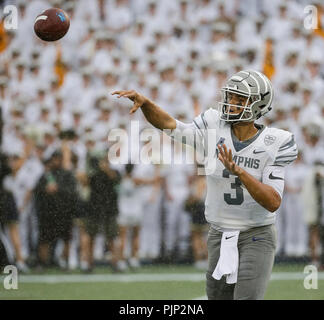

{"left": 0, "top": 264, "right": 323, "bottom": 300}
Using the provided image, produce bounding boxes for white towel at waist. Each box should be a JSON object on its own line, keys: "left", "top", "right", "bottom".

{"left": 212, "top": 230, "right": 240, "bottom": 284}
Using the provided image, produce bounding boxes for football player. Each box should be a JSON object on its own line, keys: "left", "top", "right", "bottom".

{"left": 112, "top": 70, "right": 298, "bottom": 300}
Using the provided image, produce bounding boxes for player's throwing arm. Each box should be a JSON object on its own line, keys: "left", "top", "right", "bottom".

{"left": 112, "top": 90, "right": 176, "bottom": 130}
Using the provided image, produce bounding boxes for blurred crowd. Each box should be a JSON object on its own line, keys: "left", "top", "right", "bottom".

{"left": 0, "top": 0, "right": 324, "bottom": 272}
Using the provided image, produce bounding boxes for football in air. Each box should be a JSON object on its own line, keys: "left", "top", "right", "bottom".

{"left": 34, "top": 8, "right": 70, "bottom": 42}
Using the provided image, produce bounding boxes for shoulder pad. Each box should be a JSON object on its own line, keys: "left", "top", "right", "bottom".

{"left": 264, "top": 128, "right": 298, "bottom": 166}
{"left": 195, "top": 108, "right": 220, "bottom": 130}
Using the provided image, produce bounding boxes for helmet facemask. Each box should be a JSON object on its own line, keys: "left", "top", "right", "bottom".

{"left": 218, "top": 88, "right": 261, "bottom": 123}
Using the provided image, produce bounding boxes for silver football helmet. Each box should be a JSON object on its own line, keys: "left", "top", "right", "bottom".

{"left": 218, "top": 70, "right": 274, "bottom": 122}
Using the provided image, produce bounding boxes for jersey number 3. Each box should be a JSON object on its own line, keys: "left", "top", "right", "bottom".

{"left": 222, "top": 169, "right": 244, "bottom": 205}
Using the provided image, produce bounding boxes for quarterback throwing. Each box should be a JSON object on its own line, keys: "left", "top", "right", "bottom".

{"left": 112, "top": 70, "right": 298, "bottom": 300}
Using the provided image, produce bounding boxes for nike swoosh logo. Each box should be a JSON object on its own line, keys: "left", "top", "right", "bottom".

{"left": 225, "top": 235, "right": 235, "bottom": 240}
{"left": 253, "top": 150, "right": 265, "bottom": 154}
{"left": 252, "top": 236, "right": 265, "bottom": 242}
{"left": 269, "top": 172, "right": 284, "bottom": 180}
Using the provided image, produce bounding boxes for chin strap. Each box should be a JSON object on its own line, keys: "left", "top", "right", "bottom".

{"left": 222, "top": 109, "right": 244, "bottom": 122}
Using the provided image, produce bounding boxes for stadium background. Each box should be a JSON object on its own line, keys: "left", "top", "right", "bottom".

{"left": 0, "top": 0, "right": 323, "bottom": 299}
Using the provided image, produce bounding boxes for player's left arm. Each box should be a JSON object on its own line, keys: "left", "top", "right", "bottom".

{"left": 217, "top": 143, "right": 292, "bottom": 213}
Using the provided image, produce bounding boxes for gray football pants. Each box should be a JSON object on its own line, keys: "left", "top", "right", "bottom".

{"left": 206, "top": 224, "right": 277, "bottom": 300}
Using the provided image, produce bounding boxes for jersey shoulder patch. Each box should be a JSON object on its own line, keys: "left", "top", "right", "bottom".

{"left": 262, "top": 127, "right": 290, "bottom": 146}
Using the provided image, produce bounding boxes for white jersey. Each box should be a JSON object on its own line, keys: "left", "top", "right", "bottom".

{"left": 118, "top": 176, "right": 142, "bottom": 216}
{"left": 3, "top": 166, "right": 34, "bottom": 211}
{"left": 168, "top": 108, "right": 298, "bottom": 231}
{"left": 117, "top": 175, "right": 144, "bottom": 227}
{"left": 132, "top": 163, "right": 157, "bottom": 204}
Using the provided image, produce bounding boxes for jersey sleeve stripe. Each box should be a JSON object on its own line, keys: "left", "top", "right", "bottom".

{"left": 274, "top": 158, "right": 296, "bottom": 162}
{"left": 275, "top": 153, "right": 298, "bottom": 160}
{"left": 274, "top": 160, "right": 296, "bottom": 165}
{"left": 274, "top": 133, "right": 298, "bottom": 166}
{"left": 278, "top": 148, "right": 298, "bottom": 155}
{"left": 201, "top": 112, "right": 208, "bottom": 129}
{"left": 192, "top": 120, "right": 204, "bottom": 140}
{"left": 275, "top": 156, "right": 297, "bottom": 162}
{"left": 278, "top": 136, "right": 295, "bottom": 151}
{"left": 277, "top": 144, "right": 297, "bottom": 154}
{"left": 193, "top": 119, "right": 201, "bottom": 130}
{"left": 274, "top": 153, "right": 297, "bottom": 164}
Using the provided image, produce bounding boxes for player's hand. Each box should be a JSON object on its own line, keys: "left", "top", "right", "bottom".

{"left": 217, "top": 144, "right": 243, "bottom": 176}
{"left": 112, "top": 90, "right": 146, "bottom": 114}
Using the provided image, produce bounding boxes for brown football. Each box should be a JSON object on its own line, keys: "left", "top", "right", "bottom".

{"left": 34, "top": 8, "right": 70, "bottom": 42}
